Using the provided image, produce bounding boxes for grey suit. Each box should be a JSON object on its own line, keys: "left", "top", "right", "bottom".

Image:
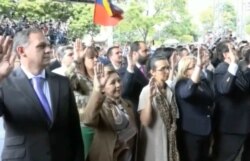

{"left": 0, "top": 67, "right": 84, "bottom": 161}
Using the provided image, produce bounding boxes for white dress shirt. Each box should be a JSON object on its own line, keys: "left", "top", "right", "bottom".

{"left": 21, "top": 66, "right": 53, "bottom": 111}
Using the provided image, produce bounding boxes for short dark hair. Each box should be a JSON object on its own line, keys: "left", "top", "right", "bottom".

{"left": 154, "top": 47, "right": 176, "bottom": 60}
{"left": 130, "top": 41, "right": 144, "bottom": 53}
{"left": 58, "top": 46, "right": 73, "bottom": 60}
{"left": 216, "top": 40, "right": 231, "bottom": 61}
{"left": 149, "top": 55, "right": 167, "bottom": 70}
{"left": 106, "top": 46, "right": 119, "bottom": 58}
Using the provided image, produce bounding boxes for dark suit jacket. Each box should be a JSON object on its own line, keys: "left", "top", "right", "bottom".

{"left": 47, "top": 59, "right": 61, "bottom": 71}
{"left": 121, "top": 66, "right": 148, "bottom": 112}
{"left": 0, "top": 67, "right": 84, "bottom": 161}
{"left": 116, "top": 66, "right": 126, "bottom": 78}
{"left": 175, "top": 78, "right": 214, "bottom": 136}
{"left": 214, "top": 62, "right": 250, "bottom": 134}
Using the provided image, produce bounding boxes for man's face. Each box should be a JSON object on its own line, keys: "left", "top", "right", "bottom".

{"left": 110, "top": 47, "right": 122, "bottom": 65}
{"left": 61, "top": 49, "right": 74, "bottom": 67}
{"left": 23, "top": 32, "right": 52, "bottom": 70}
{"left": 137, "top": 42, "right": 149, "bottom": 65}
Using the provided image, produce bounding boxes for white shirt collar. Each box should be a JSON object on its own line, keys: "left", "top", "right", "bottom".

{"left": 21, "top": 65, "right": 46, "bottom": 79}
{"left": 111, "top": 62, "right": 121, "bottom": 70}
{"left": 136, "top": 63, "right": 142, "bottom": 69}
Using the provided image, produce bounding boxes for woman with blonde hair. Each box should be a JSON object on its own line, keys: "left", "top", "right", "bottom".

{"left": 175, "top": 48, "right": 214, "bottom": 161}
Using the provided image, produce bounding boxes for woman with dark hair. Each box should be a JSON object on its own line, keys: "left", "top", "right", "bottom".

{"left": 150, "top": 47, "right": 178, "bottom": 89}
{"left": 138, "top": 55, "right": 179, "bottom": 161}
{"left": 65, "top": 39, "right": 98, "bottom": 159}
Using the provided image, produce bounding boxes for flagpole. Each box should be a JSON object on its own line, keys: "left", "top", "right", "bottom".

{"left": 100, "top": 26, "right": 113, "bottom": 47}
{"left": 107, "top": 26, "right": 113, "bottom": 47}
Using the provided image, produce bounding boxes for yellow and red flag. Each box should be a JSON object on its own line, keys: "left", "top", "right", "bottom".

{"left": 94, "top": 0, "right": 123, "bottom": 26}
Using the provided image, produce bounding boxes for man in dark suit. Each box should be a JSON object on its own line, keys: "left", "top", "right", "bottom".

{"left": 0, "top": 28, "right": 84, "bottom": 161}
{"left": 213, "top": 40, "right": 250, "bottom": 161}
{"left": 121, "top": 41, "right": 149, "bottom": 112}
{"left": 105, "top": 45, "right": 128, "bottom": 78}
{"left": 106, "top": 46, "right": 122, "bottom": 70}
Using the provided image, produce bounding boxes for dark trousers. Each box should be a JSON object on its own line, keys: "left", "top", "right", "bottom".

{"left": 181, "top": 131, "right": 211, "bottom": 161}
{"left": 212, "top": 133, "right": 250, "bottom": 161}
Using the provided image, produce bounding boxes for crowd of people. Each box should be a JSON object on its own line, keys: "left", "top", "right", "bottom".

{"left": 0, "top": 26, "right": 250, "bottom": 161}
{"left": 0, "top": 15, "right": 68, "bottom": 45}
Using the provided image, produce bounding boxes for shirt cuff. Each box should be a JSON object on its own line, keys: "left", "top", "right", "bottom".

{"left": 228, "top": 63, "right": 238, "bottom": 76}
{"left": 127, "top": 67, "right": 134, "bottom": 73}
{"left": 166, "top": 80, "right": 173, "bottom": 89}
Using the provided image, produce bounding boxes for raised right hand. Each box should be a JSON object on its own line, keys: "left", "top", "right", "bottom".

{"left": 126, "top": 49, "right": 135, "bottom": 70}
{"left": 93, "top": 62, "right": 108, "bottom": 92}
{"left": 170, "top": 51, "right": 178, "bottom": 69}
{"left": 0, "top": 36, "right": 16, "bottom": 81}
{"left": 73, "top": 38, "right": 85, "bottom": 61}
{"left": 149, "top": 78, "right": 156, "bottom": 100}
{"left": 196, "top": 45, "right": 202, "bottom": 67}
{"left": 227, "top": 44, "right": 237, "bottom": 63}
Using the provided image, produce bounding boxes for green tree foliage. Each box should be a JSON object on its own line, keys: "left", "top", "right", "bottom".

{"left": 0, "top": 0, "right": 199, "bottom": 43}
{"left": 200, "top": 7, "right": 213, "bottom": 32}
{"left": 0, "top": 0, "right": 98, "bottom": 39}
{"left": 0, "top": 0, "right": 16, "bottom": 16}
{"left": 222, "top": 2, "right": 236, "bottom": 31}
{"left": 245, "top": 24, "right": 250, "bottom": 35}
{"left": 114, "top": 0, "right": 196, "bottom": 43}
{"left": 114, "top": 0, "right": 160, "bottom": 42}
{"left": 68, "top": 3, "right": 99, "bottom": 39}
{"left": 199, "top": 2, "right": 236, "bottom": 33}
{"left": 7, "top": 0, "right": 73, "bottom": 21}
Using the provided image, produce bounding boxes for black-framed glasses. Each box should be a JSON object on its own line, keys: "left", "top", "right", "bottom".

{"left": 156, "top": 66, "right": 170, "bottom": 72}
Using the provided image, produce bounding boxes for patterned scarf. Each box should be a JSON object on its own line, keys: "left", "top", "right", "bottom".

{"left": 154, "top": 85, "right": 180, "bottom": 161}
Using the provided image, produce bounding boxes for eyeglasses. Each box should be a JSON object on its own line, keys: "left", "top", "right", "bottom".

{"left": 156, "top": 66, "right": 170, "bottom": 72}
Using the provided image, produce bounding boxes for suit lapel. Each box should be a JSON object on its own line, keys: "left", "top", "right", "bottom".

{"left": 13, "top": 68, "right": 48, "bottom": 123}
{"left": 135, "top": 66, "right": 148, "bottom": 84}
{"left": 46, "top": 70, "right": 59, "bottom": 123}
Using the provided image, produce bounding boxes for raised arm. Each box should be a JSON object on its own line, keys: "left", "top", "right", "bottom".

{"left": 83, "top": 63, "right": 106, "bottom": 127}
{"left": 166, "top": 51, "right": 178, "bottom": 90}
{"left": 214, "top": 44, "right": 238, "bottom": 94}
{"left": 139, "top": 78, "right": 156, "bottom": 127}
{"left": 122, "top": 50, "right": 136, "bottom": 97}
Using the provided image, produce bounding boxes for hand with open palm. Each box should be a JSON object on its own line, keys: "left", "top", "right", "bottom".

{"left": 170, "top": 51, "right": 178, "bottom": 70}
{"left": 228, "top": 44, "right": 237, "bottom": 64}
{"left": 149, "top": 78, "right": 157, "bottom": 101}
{"left": 197, "top": 45, "right": 202, "bottom": 67}
{"left": 0, "top": 36, "right": 16, "bottom": 81}
{"left": 93, "top": 62, "right": 109, "bottom": 93}
{"left": 73, "top": 38, "right": 86, "bottom": 62}
{"left": 127, "top": 49, "right": 136, "bottom": 71}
